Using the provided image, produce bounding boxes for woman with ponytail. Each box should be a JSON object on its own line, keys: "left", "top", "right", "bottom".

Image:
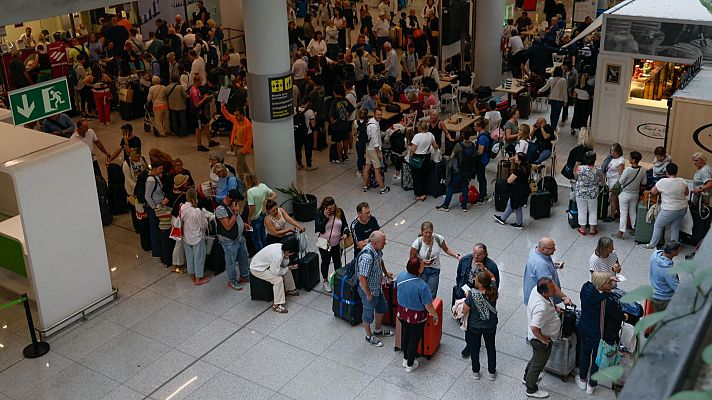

{"left": 462, "top": 271, "right": 499, "bottom": 380}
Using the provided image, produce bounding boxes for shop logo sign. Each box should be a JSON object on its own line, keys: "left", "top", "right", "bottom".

{"left": 636, "top": 123, "right": 665, "bottom": 139}
{"left": 693, "top": 123, "right": 712, "bottom": 153}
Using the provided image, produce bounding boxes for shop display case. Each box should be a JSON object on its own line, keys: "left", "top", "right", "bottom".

{"left": 629, "top": 59, "right": 690, "bottom": 102}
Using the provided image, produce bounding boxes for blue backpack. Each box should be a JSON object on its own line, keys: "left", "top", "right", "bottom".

{"left": 345, "top": 246, "right": 376, "bottom": 285}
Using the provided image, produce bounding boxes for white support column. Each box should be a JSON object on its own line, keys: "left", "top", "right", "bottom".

{"left": 242, "top": 0, "right": 297, "bottom": 203}
{"left": 474, "top": 0, "right": 505, "bottom": 88}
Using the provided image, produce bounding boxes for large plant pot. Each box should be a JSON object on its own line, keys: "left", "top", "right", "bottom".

{"left": 293, "top": 194, "right": 318, "bottom": 222}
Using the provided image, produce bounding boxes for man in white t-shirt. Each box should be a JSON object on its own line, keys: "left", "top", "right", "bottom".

{"left": 373, "top": 12, "right": 391, "bottom": 56}
{"left": 292, "top": 51, "right": 309, "bottom": 98}
{"left": 509, "top": 30, "right": 524, "bottom": 57}
{"left": 383, "top": 42, "right": 398, "bottom": 83}
{"left": 71, "top": 119, "right": 111, "bottom": 177}
{"left": 189, "top": 49, "right": 206, "bottom": 86}
{"left": 362, "top": 109, "right": 390, "bottom": 195}
{"left": 524, "top": 278, "right": 562, "bottom": 398}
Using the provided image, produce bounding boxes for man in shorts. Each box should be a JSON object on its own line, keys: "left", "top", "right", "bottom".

{"left": 361, "top": 109, "right": 390, "bottom": 194}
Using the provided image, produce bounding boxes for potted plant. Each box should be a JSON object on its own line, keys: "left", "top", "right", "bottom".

{"left": 276, "top": 183, "right": 318, "bottom": 222}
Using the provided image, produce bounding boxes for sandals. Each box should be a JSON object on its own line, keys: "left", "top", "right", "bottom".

{"left": 272, "top": 304, "right": 289, "bottom": 313}
{"left": 195, "top": 277, "right": 210, "bottom": 285}
{"left": 589, "top": 229, "right": 598, "bottom": 236}
{"left": 286, "top": 289, "right": 300, "bottom": 296}
{"left": 577, "top": 228, "right": 586, "bottom": 236}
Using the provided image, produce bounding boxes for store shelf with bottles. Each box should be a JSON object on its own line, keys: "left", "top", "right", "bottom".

{"left": 627, "top": 59, "right": 690, "bottom": 110}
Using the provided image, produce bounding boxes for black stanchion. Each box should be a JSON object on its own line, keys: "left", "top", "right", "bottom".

{"left": 19, "top": 294, "right": 50, "bottom": 358}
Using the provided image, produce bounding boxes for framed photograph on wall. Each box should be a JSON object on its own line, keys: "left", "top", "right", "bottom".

{"left": 606, "top": 64, "right": 621, "bottom": 84}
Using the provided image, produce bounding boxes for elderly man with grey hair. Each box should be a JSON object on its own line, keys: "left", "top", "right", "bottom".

{"left": 357, "top": 230, "right": 395, "bottom": 347}
{"left": 382, "top": 42, "right": 398, "bottom": 83}
{"left": 522, "top": 237, "right": 573, "bottom": 306}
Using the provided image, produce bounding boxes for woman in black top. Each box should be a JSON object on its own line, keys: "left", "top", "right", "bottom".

{"left": 494, "top": 152, "right": 531, "bottom": 229}
{"left": 314, "top": 196, "right": 350, "bottom": 292}
{"left": 562, "top": 127, "right": 594, "bottom": 185}
{"left": 531, "top": 123, "right": 555, "bottom": 170}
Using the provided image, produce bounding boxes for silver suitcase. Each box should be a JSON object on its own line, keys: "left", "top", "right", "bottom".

{"left": 545, "top": 333, "right": 577, "bottom": 381}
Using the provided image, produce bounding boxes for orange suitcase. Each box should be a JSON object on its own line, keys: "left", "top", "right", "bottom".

{"left": 394, "top": 298, "right": 443, "bottom": 359}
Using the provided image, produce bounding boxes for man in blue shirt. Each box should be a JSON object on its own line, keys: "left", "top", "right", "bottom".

{"left": 522, "top": 237, "right": 573, "bottom": 306}
{"left": 42, "top": 113, "right": 76, "bottom": 138}
{"left": 473, "top": 118, "right": 492, "bottom": 203}
{"left": 649, "top": 241, "right": 681, "bottom": 312}
{"left": 357, "top": 230, "right": 394, "bottom": 347}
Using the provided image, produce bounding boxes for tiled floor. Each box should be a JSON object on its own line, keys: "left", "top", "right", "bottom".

{"left": 0, "top": 100, "right": 680, "bottom": 400}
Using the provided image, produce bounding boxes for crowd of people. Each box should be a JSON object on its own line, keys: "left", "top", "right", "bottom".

{"left": 8, "top": 1, "right": 710, "bottom": 398}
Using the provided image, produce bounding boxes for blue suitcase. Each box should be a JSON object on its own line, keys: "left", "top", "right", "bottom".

{"left": 332, "top": 268, "right": 362, "bottom": 325}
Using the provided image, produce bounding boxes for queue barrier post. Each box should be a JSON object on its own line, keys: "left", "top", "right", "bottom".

{"left": 0, "top": 294, "right": 50, "bottom": 358}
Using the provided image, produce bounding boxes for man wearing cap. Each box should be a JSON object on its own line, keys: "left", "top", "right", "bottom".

{"left": 216, "top": 189, "right": 251, "bottom": 290}
{"left": 373, "top": 11, "right": 391, "bottom": 57}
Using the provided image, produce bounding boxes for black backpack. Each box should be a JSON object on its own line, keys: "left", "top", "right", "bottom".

{"left": 356, "top": 120, "right": 368, "bottom": 144}
{"left": 389, "top": 129, "right": 407, "bottom": 154}
{"left": 134, "top": 171, "right": 153, "bottom": 204}
{"left": 206, "top": 44, "right": 219, "bottom": 69}
{"left": 293, "top": 108, "right": 308, "bottom": 135}
{"left": 459, "top": 143, "right": 477, "bottom": 173}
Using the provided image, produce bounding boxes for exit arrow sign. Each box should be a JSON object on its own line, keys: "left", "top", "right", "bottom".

{"left": 8, "top": 77, "right": 72, "bottom": 126}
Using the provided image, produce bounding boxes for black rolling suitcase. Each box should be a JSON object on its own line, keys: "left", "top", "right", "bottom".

{"left": 137, "top": 216, "right": 151, "bottom": 251}
{"left": 332, "top": 268, "right": 362, "bottom": 325}
{"left": 119, "top": 101, "right": 138, "bottom": 121}
{"left": 597, "top": 187, "right": 610, "bottom": 220}
{"left": 427, "top": 161, "right": 446, "bottom": 198}
{"left": 204, "top": 238, "right": 226, "bottom": 276}
{"left": 107, "top": 164, "right": 128, "bottom": 215}
{"left": 497, "top": 159, "right": 512, "bottom": 181}
{"left": 567, "top": 197, "right": 579, "bottom": 229}
{"left": 294, "top": 252, "right": 320, "bottom": 291}
{"left": 538, "top": 175, "right": 558, "bottom": 204}
{"left": 250, "top": 273, "right": 274, "bottom": 301}
{"left": 96, "top": 175, "right": 112, "bottom": 226}
{"left": 680, "top": 195, "right": 711, "bottom": 246}
{"left": 494, "top": 180, "right": 509, "bottom": 212}
{"left": 530, "top": 190, "right": 553, "bottom": 219}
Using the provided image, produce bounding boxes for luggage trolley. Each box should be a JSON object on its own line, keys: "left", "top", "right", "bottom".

{"left": 143, "top": 103, "right": 160, "bottom": 137}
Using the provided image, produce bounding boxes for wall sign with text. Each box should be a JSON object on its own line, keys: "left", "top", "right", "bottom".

{"left": 268, "top": 74, "right": 294, "bottom": 120}
{"left": 636, "top": 123, "right": 665, "bottom": 139}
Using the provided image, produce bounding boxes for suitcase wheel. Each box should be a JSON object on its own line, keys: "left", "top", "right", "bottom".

{"left": 143, "top": 123, "right": 151, "bottom": 132}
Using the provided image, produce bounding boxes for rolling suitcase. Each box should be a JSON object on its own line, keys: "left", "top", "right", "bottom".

{"left": 426, "top": 161, "right": 446, "bottom": 197}
{"left": 250, "top": 272, "right": 274, "bottom": 301}
{"left": 634, "top": 201, "right": 655, "bottom": 244}
{"left": 538, "top": 175, "right": 558, "bottom": 204}
{"left": 295, "top": 252, "right": 320, "bottom": 291}
{"left": 96, "top": 175, "right": 112, "bottom": 226}
{"left": 494, "top": 179, "right": 509, "bottom": 212}
{"left": 597, "top": 187, "right": 609, "bottom": 220}
{"left": 680, "top": 195, "right": 711, "bottom": 246}
{"left": 497, "top": 159, "right": 512, "bottom": 181}
{"left": 381, "top": 280, "right": 398, "bottom": 326}
{"left": 401, "top": 162, "right": 414, "bottom": 191}
{"left": 567, "top": 197, "right": 579, "bottom": 229}
{"left": 204, "top": 237, "right": 226, "bottom": 275}
{"left": 529, "top": 190, "right": 553, "bottom": 219}
{"left": 332, "top": 268, "right": 363, "bottom": 325}
{"left": 137, "top": 217, "right": 151, "bottom": 251}
{"left": 545, "top": 333, "right": 577, "bottom": 380}
{"left": 107, "top": 163, "right": 128, "bottom": 215}
{"left": 119, "top": 101, "right": 138, "bottom": 121}
{"left": 394, "top": 298, "right": 443, "bottom": 359}
{"left": 516, "top": 92, "right": 531, "bottom": 119}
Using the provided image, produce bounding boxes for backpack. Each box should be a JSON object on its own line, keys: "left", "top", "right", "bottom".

{"left": 389, "top": 129, "right": 407, "bottom": 154}
{"left": 356, "top": 120, "right": 368, "bottom": 144}
{"left": 459, "top": 142, "right": 477, "bottom": 174}
{"left": 293, "top": 108, "right": 308, "bottom": 135}
{"left": 73, "top": 45, "right": 88, "bottom": 61}
{"left": 68, "top": 65, "right": 79, "bottom": 88}
{"left": 344, "top": 246, "right": 376, "bottom": 285}
{"left": 134, "top": 171, "right": 154, "bottom": 204}
{"left": 480, "top": 131, "right": 500, "bottom": 159}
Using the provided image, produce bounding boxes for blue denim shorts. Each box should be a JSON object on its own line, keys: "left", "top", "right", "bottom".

{"left": 358, "top": 288, "right": 387, "bottom": 324}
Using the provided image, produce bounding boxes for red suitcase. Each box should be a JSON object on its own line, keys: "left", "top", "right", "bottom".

{"left": 394, "top": 298, "right": 443, "bottom": 359}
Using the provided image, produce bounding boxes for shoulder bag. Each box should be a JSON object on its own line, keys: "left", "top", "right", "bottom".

{"left": 595, "top": 300, "right": 621, "bottom": 368}
{"left": 316, "top": 214, "right": 335, "bottom": 251}
{"left": 611, "top": 167, "right": 640, "bottom": 196}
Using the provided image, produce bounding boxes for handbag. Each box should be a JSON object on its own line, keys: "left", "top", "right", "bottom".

{"left": 561, "top": 164, "right": 575, "bottom": 180}
{"left": 595, "top": 300, "right": 621, "bottom": 368}
{"left": 611, "top": 167, "right": 640, "bottom": 196}
{"left": 169, "top": 198, "right": 184, "bottom": 241}
{"left": 409, "top": 154, "right": 425, "bottom": 169}
{"left": 316, "top": 214, "right": 336, "bottom": 251}
{"left": 155, "top": 205, "right": 173, "bottom": 230}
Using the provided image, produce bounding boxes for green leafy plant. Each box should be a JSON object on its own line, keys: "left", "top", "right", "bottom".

{"left": 591, "top": 259, "right": 712, "bottom": 400}
{"left": 276, "top": 183, "right": 308, "bottom": 204}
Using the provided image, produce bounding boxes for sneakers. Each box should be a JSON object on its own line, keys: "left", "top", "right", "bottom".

{"left": 393, "top": 175, "right": 401, "bottom": 180}
{"left": 402, "top": 359, "right": 408, "bottom": 367}
{"left": 461, "top": 347, "right": 470, "bottom": 358}
{"left": 521, "top": 376, "right": 543, "bottom": 385}
{"left": 526, "top": 390, "right": 550, "bottom": 398}
{"left": 379, "top": 186, "right": 391, "bottom": 194}
{"left": 239, "top": 276, "right": 250, "bottom": 283}
{"left": 366, "top": 335, "right": 383, "bottom": 347}
{"left": 576, "top": 376, "right": 587, "bottom": 391}
{"left": 197, "top": 145, "right": 209, "bottom": 152}
{"left": 488, "top": 371, "right": 497, "bottom": 381}
{"left": 586, "top": 384, "right": 595, "bottom": 395}
{"left": 356, "top": 171, "right": 363, "bottom": 178}
{"left": 227, "top": 280, "right": 243, "bottom": 291}
{"left": 473, "top": 372, "right": 481, "bottom": 380}
{"left": 462, "top": 208, "right": 468, "bottom": 212}
{"left": 493, "top": 215, "right": 506, "bottom": 225}
{"left": 510, "top": 223, "right": 524, "bottom": 230}
{"left": 373, "top": 329, "right": 394, "bottom": 336}
{"left": 436, "top": 205, "right": 450, "bottom": 212}
{"left": 323, "top": 281, "right": 332, "bottom": 293}
{"left": 641, "top": 243, "right": 657, "bottom": 249}
{"left": 362, "top": 186, "right": 368, "bottom": 192}
{"left": 405, "top": 360, "right": 419, "bottom": 373}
